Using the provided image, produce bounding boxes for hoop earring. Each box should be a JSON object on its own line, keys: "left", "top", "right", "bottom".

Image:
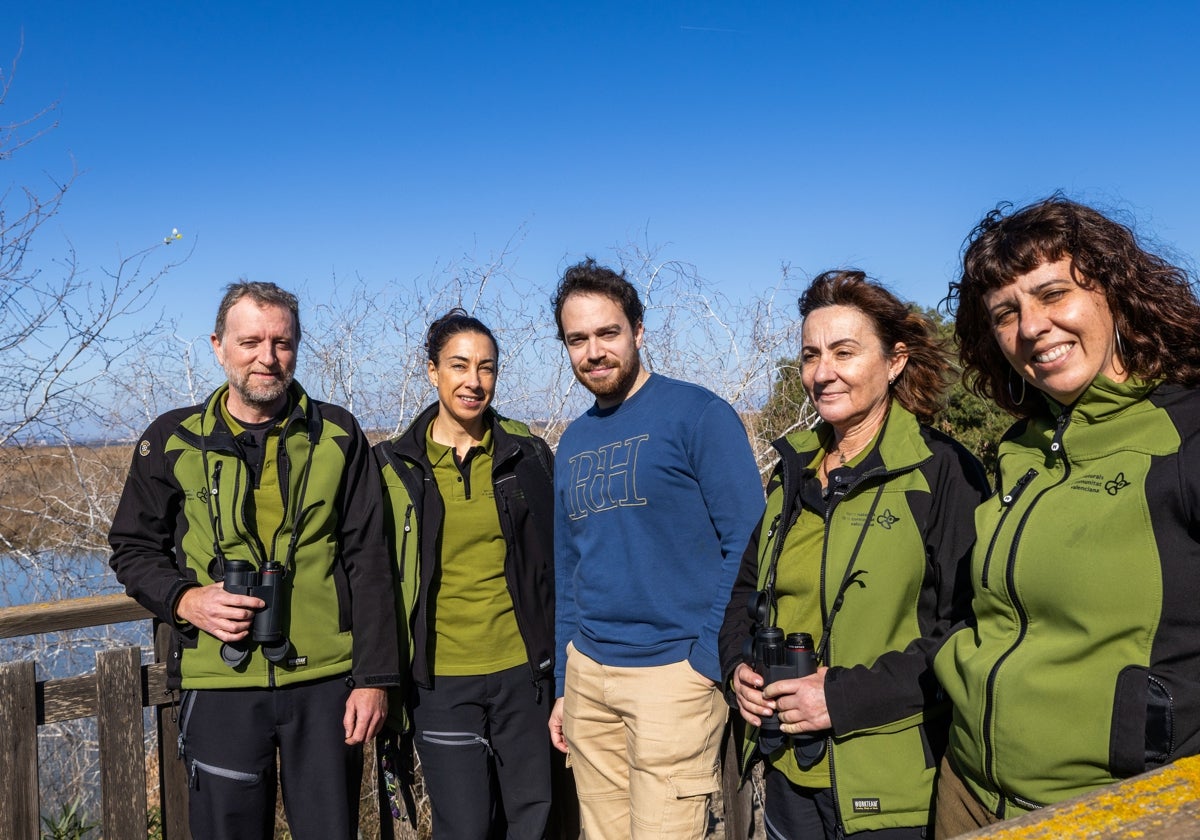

{"left": 1008, "top": 370, "right": 1027, "bottom": 405}
{"left": 1114, "top": 326, "right": 1127, "bottom": 369}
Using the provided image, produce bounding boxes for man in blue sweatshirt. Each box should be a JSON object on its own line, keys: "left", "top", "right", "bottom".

{"left": 547, "top": 259, "right": 763, "bottom": 839}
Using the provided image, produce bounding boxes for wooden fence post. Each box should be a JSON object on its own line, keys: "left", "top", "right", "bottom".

{"left": 0, "top": 660, "right": 40, "bottom": 840}
{"left": 154, "top": 621, "right": 190, "bottom": 839}
{"left": 96, "top": 646, "right": 146, "bottom": 840}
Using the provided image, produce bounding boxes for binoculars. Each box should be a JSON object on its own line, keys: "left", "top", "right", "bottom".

{"left": 219, "top": 559, "right": 291, "bottom": 667}
{"left": 748, "top": 624, "right": 827, "bottom": 768}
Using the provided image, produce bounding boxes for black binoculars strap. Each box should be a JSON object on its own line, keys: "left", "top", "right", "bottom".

{"left": 815, "top": 482, "right": 884, "bottom": 665}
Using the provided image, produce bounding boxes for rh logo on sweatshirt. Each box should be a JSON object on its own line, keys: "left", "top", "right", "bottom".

{"left": 565, "top": 435, "right": 649, "bottom": 519}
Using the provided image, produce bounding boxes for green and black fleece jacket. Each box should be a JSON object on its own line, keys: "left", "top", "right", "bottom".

{"left": 108, "top": 382, "right": 401, "bottom": 691}
{"left": 719, "top": 404, "right": 988, "bottom": 834}
{"left": 374, "top": 404, "right": 556, "bottom": 701}
{"left": 937, "top": 376, "right": 1200, "bottom": 817}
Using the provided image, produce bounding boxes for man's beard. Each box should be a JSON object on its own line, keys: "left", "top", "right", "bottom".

{"left": 574, "top": 354, "right": 640, "bottom": 402}
{"left": 229, "top": 368, "right": 294, "bottom": 409}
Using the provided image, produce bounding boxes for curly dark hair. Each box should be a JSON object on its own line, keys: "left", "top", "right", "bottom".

{"left": 425, "top": 307, "right": 498, "bottom": 364}
{"left": 551, "top": 258, "right": 644, "bottom": 341}
{"left": 946, "top": 195, "right": 1200, "bottom": 417}
{"left": 799, "top": 269, "right": 951, "bottom": 424}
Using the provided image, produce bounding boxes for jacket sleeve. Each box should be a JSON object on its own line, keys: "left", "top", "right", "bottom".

{"left": 337, "top": 416, "right": 402, "bottom": 688}
{"left": 553, "top": 441, "right": 579, "bottom": 698}
{"left": 719, "top": 516, "right": 764, "bottom": 694}
{"left": 825, "top": 437, "right": 989, "bottom": 736}
{"left": 529, "top": 435, "right": 556, "bottom": 612}
{"left": 107, "top": 412, "right": 199, "bottom": 629}
{"left": 687, "top": 398, "right": 765, "bottom": 683}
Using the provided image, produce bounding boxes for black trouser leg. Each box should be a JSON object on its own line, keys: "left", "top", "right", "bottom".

{"left": 182, "top": 688, "right": 279, "bottom": 840}
{"left": 276, "top": 676, "right": 361, "bottom": 840}
{"left": 484, "top": 666, "right": 552, "bottom": 840}
{"left": 181, "top": 678, "right": 362, "bottom": 840}
{"left": 412, "top": 665, "right": 552, "bottom": 840}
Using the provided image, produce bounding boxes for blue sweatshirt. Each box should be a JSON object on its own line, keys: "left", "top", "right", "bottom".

{"left": 554, "top": 373, "right": 763, "bottom": 696}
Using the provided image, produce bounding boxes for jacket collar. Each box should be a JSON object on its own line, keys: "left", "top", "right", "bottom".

{"left": 391, "top": 403, "right": 522, "bottom": 470}
{"left": 193, "top": 381, "right": 320, "bottom": 452}
{"left": 772, "top": 401, "right": 931, "bottom": 489}
{"left": 1010, "top": 376, "right": 1174, "bottom": 462}
{"left": 1045, "top": 375, "right": 1158, "bottom": 426}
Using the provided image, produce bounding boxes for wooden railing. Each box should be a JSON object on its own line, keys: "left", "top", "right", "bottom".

{"left": 0, "top": 594, "right": 188, "bottom": 840}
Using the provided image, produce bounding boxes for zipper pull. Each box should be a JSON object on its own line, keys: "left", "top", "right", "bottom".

{"left": 1002, "top": 469, "right": 1038, "bottom": 506}
{"left": 1049, "top": 411, "right": 1070, "bottom": 458}
{"left": 765, "top": 512, "right": 782, "bottom": 541}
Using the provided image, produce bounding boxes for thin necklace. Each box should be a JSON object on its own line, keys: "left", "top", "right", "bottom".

{"left": 830, "top": 439, "right": 869, "bottom": 465}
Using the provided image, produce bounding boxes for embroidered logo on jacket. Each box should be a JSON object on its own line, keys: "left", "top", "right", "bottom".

{"left": 1069, "top": 472, "right": 1135, "bottom": 495}
{"left": 1104, "top": 472, "right": 1130, "bottom": 496}
{"left": 875, "top": 509, "right": 900, "bottom": 530}
{"left": 852, "top": 798, "right": 881, "bottom": 813}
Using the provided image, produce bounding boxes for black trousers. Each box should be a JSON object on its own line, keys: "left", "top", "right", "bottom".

{"left": 411, "top": 664, "right": 552, "bottom": 840}
{"left": 764, "top": 766, "right": 928, "bottom": 840}
{"left": 179, "top": 676, "right": 362, "bottom": 840}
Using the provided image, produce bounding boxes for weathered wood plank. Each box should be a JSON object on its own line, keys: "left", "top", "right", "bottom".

{"left": 0, "top": 593, "right": 151, "bottom": 639}
{"left": 720, "top": 720, "right": 752, "bottom": 840}
{"left": 96, "top": 647, "right": 147, "bottom": 840}
{"left": 961, "top": 755, "right": 1200, "bottom": 838}
{"left": 155, "top": 621, "right": 190, "bottom": 840}
{"left": 0, "top": 660, "right": 41, "bottom": 840}
{"left": 40, "top": 672, "right": 95, "bottom": 723}
{"left": 38, "top": 661, "right": 170, "bottom": 724}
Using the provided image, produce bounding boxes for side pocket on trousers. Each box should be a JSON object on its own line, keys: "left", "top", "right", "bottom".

{"left": 1109, "top": 665, "right": 1149, "bottom": 778}
{"left": 668, "top": 766, "right": 720, "bottom": 800}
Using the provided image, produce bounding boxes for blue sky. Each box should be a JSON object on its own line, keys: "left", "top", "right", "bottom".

{"left": 6, "top": 1, "right": 1200, "bottom": 343}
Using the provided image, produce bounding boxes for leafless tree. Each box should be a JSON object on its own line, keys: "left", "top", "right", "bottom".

{"left": 0, "top": 44, "right": 186, "bottom": 822}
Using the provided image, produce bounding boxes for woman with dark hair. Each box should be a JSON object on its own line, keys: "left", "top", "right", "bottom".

{"left": 719, "top": 270, "right": 988, "bottom": 839}
{"left": 934, "top": 196, "right": 1200, "bottom": 836}
{"left": 374, "top": 308, "right": 556, "bottom": 839}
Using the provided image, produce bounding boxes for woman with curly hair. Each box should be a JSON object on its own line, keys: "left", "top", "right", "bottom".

{"left": 935, "top": 196, "right": 1200, "bottom": 836}
{"left": 720, "top": 270, "right": 988, "bottom": 839}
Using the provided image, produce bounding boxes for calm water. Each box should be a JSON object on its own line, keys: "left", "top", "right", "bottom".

{"left": 0, "top": 552, "right": 150, "bottom": 679}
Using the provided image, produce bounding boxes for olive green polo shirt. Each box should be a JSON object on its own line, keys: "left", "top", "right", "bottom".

{"left": 426, "top": 425, "right": 525, "bottom": 676}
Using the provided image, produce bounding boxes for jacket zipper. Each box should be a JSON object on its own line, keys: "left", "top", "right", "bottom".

{"left": 817, "top": 451, "right": 929, "bottom": 824}
{"left": 980, "top": 469, "right": 1038, "bottom": 590}
{"left": 981, "top": 412, "right": 1070, "bottom": 814}
{"left": 497, "top": 489, "right": 543, "bottom": 698}
{"left": 818, "top": 465, "right": 882, "bottom": 826}
{"left": 399, "top": 504, "right": 413, "bottom": 581}
{"left": 818, "top": 465, "right": 887, "bottom": 659}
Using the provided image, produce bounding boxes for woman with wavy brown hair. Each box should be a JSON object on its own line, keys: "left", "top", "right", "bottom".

{"left": 720, "top": 270, "right": 988, "bottom": 839}
{"left": 934, "top": 196, "right": 1200, "bottom": 836}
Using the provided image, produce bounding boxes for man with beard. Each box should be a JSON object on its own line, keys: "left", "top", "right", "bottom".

{"left": 547, "top": 259, "right": 762, "bottom": 839}
{"left": 109, "top": 281, "right": 399, "bottom": 839}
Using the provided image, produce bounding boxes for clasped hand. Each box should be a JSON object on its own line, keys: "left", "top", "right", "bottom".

{"left": 732, "top": 662, "right": 831, "bottom": 735}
